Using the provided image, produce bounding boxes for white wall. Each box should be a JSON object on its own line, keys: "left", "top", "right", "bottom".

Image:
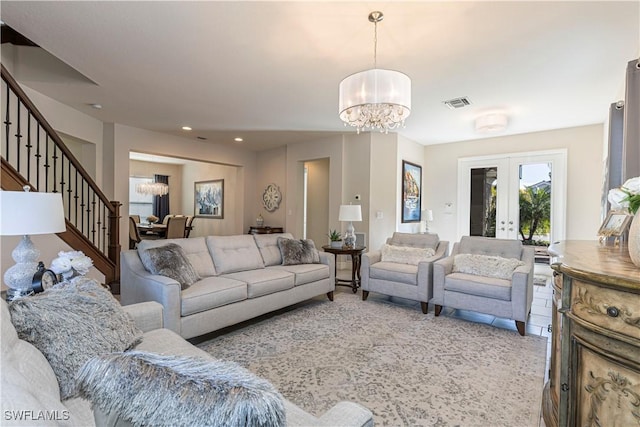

{"left": 343, "top": 133, "right": 370, "bottom": 247}
{"left": 305, "top": 158, "right": 330, "bottom": 246}
{"left": 424, "top": 124, "right": 605, "bottom": 245}
{"left": 368, "top": 133, "right": 398, "bottom": 251}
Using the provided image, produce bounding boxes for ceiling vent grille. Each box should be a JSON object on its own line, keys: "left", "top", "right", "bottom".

{"left": 443, "top": 97, "right": 472, "bottom": 109}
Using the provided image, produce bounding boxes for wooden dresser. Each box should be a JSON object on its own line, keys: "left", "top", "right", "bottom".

{"left": 247, "top": 226, "right": 284, "bottom": 235}
{"left": 543, "top": 240, "right": 640, "bottom": 427}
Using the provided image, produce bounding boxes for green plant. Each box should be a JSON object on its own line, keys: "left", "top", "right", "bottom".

{"left": 327, "top": 229, "right": 342, "bottom": 241}
{"left": 519, "top": 186, "right": 551, "bottom": 243}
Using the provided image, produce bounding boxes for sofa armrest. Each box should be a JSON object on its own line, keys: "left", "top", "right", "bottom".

{"left": 360, "top": 250, "right": 381, "bottom": 291}
{"left": 511, "top": 246, "right": 535, "bottom": 321}
{"left": 121, "top": 301, "right": 164, "bottom": 332}
{"left": 431, "top": 255, "right": 455, "bottom": 305}
{"left": 120, "top": 250, "right": 183, "bottom": 335}
{"left": 319, "top": 251, "right": 336, "bottom": 285}
{"left": 317, "top": 401, "right": 374, "bottom": 427}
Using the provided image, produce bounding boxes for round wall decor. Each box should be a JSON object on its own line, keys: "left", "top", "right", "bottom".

{"left": 262, "top": 183, "right": 282, "bottom": 212}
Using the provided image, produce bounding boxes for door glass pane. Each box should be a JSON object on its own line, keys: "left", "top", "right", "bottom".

{"left": 469, "top": 167, "right": 497, "bottom": 237}
{"left": 518, "top": 163, "right": 551, "bottom": 246}
{"left": 129, "top": 177, "right": 153, "bottom": 219}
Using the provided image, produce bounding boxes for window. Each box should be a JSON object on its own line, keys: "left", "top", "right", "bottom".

{"left": 129, "top": 177, "right": 153, "bottom": 220}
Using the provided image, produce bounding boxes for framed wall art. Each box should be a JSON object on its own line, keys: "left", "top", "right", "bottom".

{"left": 401, "top": 160, "right": 422, "bottom": 223}
{"left": 598, "top": 210, "right": 632, "bottom": 237}
{"left": 194, "top": 179, "right": 224, "bottom": 219}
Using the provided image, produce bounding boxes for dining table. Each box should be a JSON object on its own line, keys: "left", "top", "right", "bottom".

{"left": 136, "top": 222, "right": 193, "bottom": 239}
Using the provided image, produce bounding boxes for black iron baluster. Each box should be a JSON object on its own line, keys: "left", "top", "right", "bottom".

{"left": 15, "top": 99, "right": 21, "bottom": 172}
{"left": 80, "top": 179, "right": 85, "bottom": 234}
{"left": 26, "top": 111, "right": 32, "bottom": 182}
{"left": 91, "top": 192, "right": 97, "bottom": 243}
{"left": 59, "top": 154, "right": 65, "bottom": 203}
{"left": 74, "top": 169, "right": 79, "bottom": 227}
{"left": 44, "top": 135, "right": 50, "bottom": 192}
{"left": 86, "top": 183, "right": 91, "bottom": 239}
{"left": 35, "top": 126, "right": 41, "bottom": 190}
{"left": 67, "top": 157, "right": 72, "bottom": 220}
{"left": 52, "top": 144, "right": 58, "bottom": 193}
{"left": 4, "top": 82, "right": 11, "bottom": 160}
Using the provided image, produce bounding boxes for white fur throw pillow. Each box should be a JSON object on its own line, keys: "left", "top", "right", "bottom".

{"left": 380, "top": 244, "right": 436, "bottom": 265}
{"left": 453, "top": 253, "right": 525, "bottom": 280}
{"left": 8, "top": 278, "right": 142, "bottom": 400}
{"left": 77, "top": 351, "right": 286, "bottom": 427}
{"left": 139, "top": 243, "right": 200, "bottom": 290}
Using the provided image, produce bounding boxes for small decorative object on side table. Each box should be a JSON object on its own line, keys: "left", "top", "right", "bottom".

{"left": 322, "top": 245, "right": 366, "bottom": 293}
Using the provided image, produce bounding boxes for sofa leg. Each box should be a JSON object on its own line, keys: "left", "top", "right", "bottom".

{"left": 515, "top": 321, "right": 526, "bottom": 336}
{"left": 420, "top": 301, "right": 428, "bottom": 314}
{"left": 362, "top": 290, "right": 369, "bottom": 301}
{"left": 327, "top": 291, "right": 334, "bottom": 301}
{"left": 434, "top": 304, "right": 443, "bottom": 316}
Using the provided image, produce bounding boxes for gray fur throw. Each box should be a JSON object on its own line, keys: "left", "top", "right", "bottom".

{"left": 139, "top": 243, "right": 200, "bottom": 290}
{"left": 453, "top": 253, "right": 525, "bottom": 280}
{"left": 77, "top": 351, "right": 286, "bottom": 427}
{"left": 277, "top": 237, "right": 320, "bottom": 265}
{"left": 8, "top": 278, "right": 142, "bottom": 400}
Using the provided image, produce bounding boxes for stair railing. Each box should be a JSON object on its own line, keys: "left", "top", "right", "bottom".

{"left": 1, "top": 64, "right": 120, "bottom": 288}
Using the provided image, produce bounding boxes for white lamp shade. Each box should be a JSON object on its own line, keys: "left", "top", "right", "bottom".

{"left": 0, "top": 191, "right": 66, "bottom": 236}
{"left": 339, "top": 205, "right": 362, "bottom": 222}
{"left": 339, "top": 69, "right": 411, "bottom": 117}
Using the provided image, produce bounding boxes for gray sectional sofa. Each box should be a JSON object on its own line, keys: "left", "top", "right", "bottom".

{"left": 121, "top": 233, "right": 335, "bottom": 339}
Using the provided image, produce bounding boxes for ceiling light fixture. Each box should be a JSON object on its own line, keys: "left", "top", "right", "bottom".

{"left": 89, "top": 103, "right": 102, "bottom": 109}
{"left": 181, "top": 126, "right": 192, "bottom": 131}
{"left": 339, "top": 11, "right": 411, "bottom": 134}
{"left": 136, "top": 182, "right": 169, "bottom": 196}
{"left": 234, "top": 137, "right": 244, "bottom": 143}
{"left": 475, "top": 113, "right": 508, "bottom": 133}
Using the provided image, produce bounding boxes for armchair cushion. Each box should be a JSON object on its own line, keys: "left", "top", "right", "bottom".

{"left": 139, "top": 243, "right": 201, "bottom": 290}
{"left": 452, "top": 253, "right": 524, "bottom": 280}
{"left": 370, "top": 262, "right": 418, "bottom": 285}
{"left": 381, "top": 244, "right": 435, "bottom": 265}
{"left": 444, "top": 273, "right": 513, "bottom": 301}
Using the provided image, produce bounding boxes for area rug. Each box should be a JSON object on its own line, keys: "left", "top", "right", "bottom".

{"left": 198, "top": 292, "right": 547, "bottom": 426}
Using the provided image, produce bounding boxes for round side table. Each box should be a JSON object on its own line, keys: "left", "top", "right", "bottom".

{"left": 321, "top": 245, "right": 366, "bottom": 293}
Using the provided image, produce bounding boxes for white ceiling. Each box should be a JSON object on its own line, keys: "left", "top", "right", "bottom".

{"left": 1, "top": 1, "right": 639, "bottom": 152}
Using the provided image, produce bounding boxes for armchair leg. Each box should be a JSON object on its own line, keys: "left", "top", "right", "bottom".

{"left": 435, "top": 305, "right": 443, "bottom": 316}
{"left": 420, "top": 302, "right": 428, "bottom": 314}
{"left": 362, "top": 290, "right": 369, "bottom": 301}
{"left": 515, "top": 321, "right": 526, "bottom": 336}
{"left": 327, "top": 291, "right": 334, "bottom": 301}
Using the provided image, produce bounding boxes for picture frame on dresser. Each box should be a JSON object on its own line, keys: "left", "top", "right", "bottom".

{"left": 194, "top": 179, "right": 224, "bottom": 219}
{"left": 597, "top": 210, "right": 632, "bottom": 237}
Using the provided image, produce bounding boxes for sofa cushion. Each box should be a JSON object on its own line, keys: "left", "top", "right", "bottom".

{"left": 138, "top": 243, "right": 200, "bottom": 290}
{"left": 453, "top": 253, "right": 524, "bottom": 280}
{"left": 253, "top": 233, "right": 294, "bottom": 266}
{"left": 8, "top": 279, "right": 142, "bottom": 400}
{"left": 206, "top": 235, "right": 265, "bottom": 274}
{"left": 444, "top": 272, "right": 512, "bottom": 301}
{"left": 225, "top": 269, "right": 294, "bottom": 298}
{"left": 77, "top": 351, "right": 286, "bottom": 427}
{"left": 380, "top": 244, "right": 435, "bottom": 265}
{"left": 277, "top": 237, "right": 320, "bottom": 265}
{"left": 388, "top": 232, "right": 439, "bottom": 250}
{"left": 458, "top": 236, "right": 523, "bottom": 259}
{"left": 181, "top": 276, "right": 248, "bottom": 317}
{"left": 269, "top": 264, "right": 330, "bottom": 286}
{"left": 370, "top": 262, "right": 418, "bottom": 285}
{"left": 138, "top": 237, "right": 217, "bottom": 277}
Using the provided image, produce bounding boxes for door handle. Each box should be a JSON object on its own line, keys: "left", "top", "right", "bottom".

{"left": 508, "top": 221, "right": 513, "bottom": 225}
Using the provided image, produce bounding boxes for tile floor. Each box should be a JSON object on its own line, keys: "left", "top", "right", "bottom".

{"left": 336, "top": 262, "right": 554, "bottom": 427}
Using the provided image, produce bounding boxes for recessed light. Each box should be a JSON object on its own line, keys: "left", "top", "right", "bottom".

{"left": 89, "top": 103, "right": 102, "bottom": 109}
{"left": 182, "top": 126, "right": 192, "bottom": 131}
{"left": 234, "top": 137, "right": 244, "bottom": 143}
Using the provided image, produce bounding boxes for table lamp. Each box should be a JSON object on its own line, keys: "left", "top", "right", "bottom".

{"left": 339, "top": 204, "right": 362, "bottom": 248}
{"left": 0, "top": 187, "right": 66, "bottom": 300}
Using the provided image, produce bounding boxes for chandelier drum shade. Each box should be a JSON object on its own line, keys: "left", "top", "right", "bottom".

{"left": 136, "top": 182, "right": 169, "bottom": 196}
{"left": 339, "top": 11, "right": 411, "bottom": 134}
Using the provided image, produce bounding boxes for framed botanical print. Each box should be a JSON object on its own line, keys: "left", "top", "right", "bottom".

{"left": 402, "top": 160, "right": 422, "bottom": 223}
{"left": 598, "top": 210, "right": 632, "bottom": 237}
{"left": 194, "top": 179, "right": 224, "bottom": 219}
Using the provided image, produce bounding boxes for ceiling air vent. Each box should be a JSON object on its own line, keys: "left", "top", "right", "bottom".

{"left": 443, "top": 97, "right": 472, "bottom": 109}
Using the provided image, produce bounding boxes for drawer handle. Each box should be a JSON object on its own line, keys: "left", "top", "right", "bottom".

{"left": 606, "top": 306, "right": 619, "bottom": 318}
{"left": 561, "top": 383, "right": 569, "bottom": 392}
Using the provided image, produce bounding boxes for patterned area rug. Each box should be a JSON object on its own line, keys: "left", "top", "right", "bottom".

{"left": 198, "top": 292, "right": 547, "bottom": 426}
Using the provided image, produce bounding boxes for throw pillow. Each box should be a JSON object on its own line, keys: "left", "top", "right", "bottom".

{"left": 452, "top": 253, "right": 525, "bottom": 280}
{"left": 277, "top": 237, "right": 320, "bottom": 265}
{"left": 380, "top": 244, "right": 436, "bottom": 265}
{"left": 8, "top": 278, "right": 143, "bottom": 400}
{"left": 139, "top": 243, "right": 200, "bottom": 290}
{"left": 77, "top": 351, "right": 286, "bottom": 427}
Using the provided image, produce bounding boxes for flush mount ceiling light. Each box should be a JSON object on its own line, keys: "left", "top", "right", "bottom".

{"left": 339, "top": 11, "right": 411, "bottom": 134}
{"left": 136, "top": 182, "right": 169, "bottom": 196}
{"left": 181, "top": 126, "right": 192, "bottom": 131}
{"left": 475, "top": 113, "right": 508, "bottom": 133}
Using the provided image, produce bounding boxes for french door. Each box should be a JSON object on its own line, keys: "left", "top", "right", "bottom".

{"left": 457, "top": 150, "right": 567, "bottom": 242}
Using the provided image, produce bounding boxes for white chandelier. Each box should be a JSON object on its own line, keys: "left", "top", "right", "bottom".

{"left": 339, "top": 11, "right": 411, "bottom": 134}
{"left": 136, "top": 182, "right": 169, "bottom": 196}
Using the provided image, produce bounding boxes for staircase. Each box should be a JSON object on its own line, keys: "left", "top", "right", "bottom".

{"left": 1, "top": 64, "right": 121, "bottom": 291}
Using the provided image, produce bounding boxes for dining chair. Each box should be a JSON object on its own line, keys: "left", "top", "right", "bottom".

{"left": 165, "top": 216, "right": 187, "bottom": 239}
{"left": 184, "top": 216, "right": 194, "bottom": 238}
{"left": 129, "top": 214, "right": 141, "bottom": 224}
{"left": 129, "top": 216, "right": 142, "bottom": 249}
{"left": 162, "top": 214, "right": 174, "bottom": 225}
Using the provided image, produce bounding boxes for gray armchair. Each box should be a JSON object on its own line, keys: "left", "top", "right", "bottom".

{"left": 361, "top": 232, "right": 449, "bottom": 313}
{"left": 432, "top": 236, "right": 535, "bottom": 336}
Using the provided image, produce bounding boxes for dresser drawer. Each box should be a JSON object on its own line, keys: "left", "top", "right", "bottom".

{"left": 571, "top": 280, "right": 640, "bottom": 342}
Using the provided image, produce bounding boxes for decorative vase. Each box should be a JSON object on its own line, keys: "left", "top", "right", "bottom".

{"left": 629, "top": 214, "right": 640, "bottom": 267}
{"left": 256, "top": 214, "right": 264, "bottom": 227}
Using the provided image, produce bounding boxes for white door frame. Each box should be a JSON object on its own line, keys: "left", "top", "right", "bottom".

{"left": 457, "top": 149, "right": 567, "bottom": 242}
